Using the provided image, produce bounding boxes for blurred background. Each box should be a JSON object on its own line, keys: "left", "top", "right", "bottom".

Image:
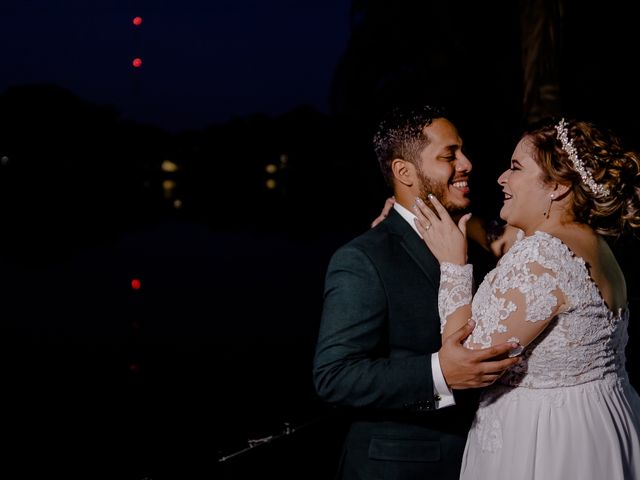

{"left": 1, "top": 1, "right": 639, "bottom": 478}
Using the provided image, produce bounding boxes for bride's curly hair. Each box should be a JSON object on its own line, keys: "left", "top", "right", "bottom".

{"left": 525, "top": 117, "right": 640, "bottom": 238}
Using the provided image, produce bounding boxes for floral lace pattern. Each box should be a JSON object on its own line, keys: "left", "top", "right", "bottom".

{"left": 473, "top": 404, "right": 503, "bottom": 453}
{"left": 438, "top": 263, "right": 473, "bottom": 333}
{"left": 467, "top": 245, "right": 561, "bottom": 348}
{"left": 439, "top": 230, "right": 630, "bottom": 389}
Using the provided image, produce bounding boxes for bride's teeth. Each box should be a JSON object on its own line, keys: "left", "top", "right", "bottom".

{"left": 452, "top": 181, "right": 467, "bottom": 188}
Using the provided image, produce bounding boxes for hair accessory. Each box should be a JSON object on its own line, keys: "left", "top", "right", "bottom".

{"left": 554, "top": 118, "right": 610, "bottom": 198}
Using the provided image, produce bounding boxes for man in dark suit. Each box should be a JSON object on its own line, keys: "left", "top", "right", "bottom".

{"left": 313, "top": 105, "right": 520, "bottom": 479}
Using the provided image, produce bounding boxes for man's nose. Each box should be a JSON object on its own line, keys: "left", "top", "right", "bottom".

{"left": 456, "top": 154, "right": 472, "bottom": 173}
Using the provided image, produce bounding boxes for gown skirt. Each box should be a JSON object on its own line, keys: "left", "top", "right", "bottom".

{"left": 459, "top": 376, "right": 640, "bottom": 480}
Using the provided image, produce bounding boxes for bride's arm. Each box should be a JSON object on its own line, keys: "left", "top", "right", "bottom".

{"left": 465, "top": 258, "right": 566, "bottom": 351}
{"left": 412, "top": 195, "right": 473, "bottom": 339}
{"left": 370, "top": 196, "right": 395, "bottom": 228}
{"left": 438, "top": 262, "right": 474, "bottom": 339}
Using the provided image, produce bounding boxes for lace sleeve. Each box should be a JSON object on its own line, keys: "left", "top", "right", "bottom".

{"left": 466, "top": 253, "right": 566, "bottom": 350}
{"left": 438, "top": 263, "right": 473, "bottom": 334}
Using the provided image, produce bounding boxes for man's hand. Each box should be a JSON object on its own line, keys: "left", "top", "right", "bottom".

{"left": 439, "top": 320, "right": 521, "bottom": 389}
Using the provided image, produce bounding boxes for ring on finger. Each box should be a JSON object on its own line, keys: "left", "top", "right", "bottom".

{"left": 425, "top": 223, "right": 431, "bottom": 230}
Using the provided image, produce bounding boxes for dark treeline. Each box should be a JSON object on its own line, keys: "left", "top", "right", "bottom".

{"left": 0, "top": 84, "right": 386, "bottom": 265}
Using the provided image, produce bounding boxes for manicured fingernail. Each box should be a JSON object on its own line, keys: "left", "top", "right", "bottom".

{"left": 508, "top": 344, "right": 524, "bottom": 358}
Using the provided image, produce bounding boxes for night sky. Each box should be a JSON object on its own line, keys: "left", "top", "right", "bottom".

{"left": 0, "top": 0, "right": 351, "bottom": 132}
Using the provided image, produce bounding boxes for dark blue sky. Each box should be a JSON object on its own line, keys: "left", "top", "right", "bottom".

{"left": 0, "top": 0, "right": 351, "bottom": 132}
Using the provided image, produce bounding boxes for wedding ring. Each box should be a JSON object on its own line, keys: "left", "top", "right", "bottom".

{"left": 425, "top": 223, "right": 431, "bottom": 230}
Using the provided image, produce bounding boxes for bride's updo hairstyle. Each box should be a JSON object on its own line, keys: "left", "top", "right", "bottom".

{"left": 525, "top": 117, "right": 640, "bottom": 238}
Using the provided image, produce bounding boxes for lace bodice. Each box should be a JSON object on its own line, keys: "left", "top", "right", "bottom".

{"left": 439, "top": 231, "right": 630, "bottom": 388}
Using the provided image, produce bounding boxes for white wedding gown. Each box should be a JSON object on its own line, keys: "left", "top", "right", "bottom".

{"left": 439, "top": 231, "right": 640, "bottom": 480}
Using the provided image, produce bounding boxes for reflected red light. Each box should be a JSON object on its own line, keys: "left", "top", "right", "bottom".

{"left": 132, "top": 58, "right": 142, "bottom": 68}
{"left": 132, "top": 16, "right": 143, "bottom": 26}
{"left": 131, "top": 278, "right": 141, "bottom": 290}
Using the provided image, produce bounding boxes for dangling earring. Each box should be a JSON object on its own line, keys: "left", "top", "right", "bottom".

{"left": 543, "top": 194, "right": 555, "bottom": 218}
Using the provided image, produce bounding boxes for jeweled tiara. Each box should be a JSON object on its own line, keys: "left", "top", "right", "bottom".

{"left": 554, "top": 118, "right": 610, "bottom": 198}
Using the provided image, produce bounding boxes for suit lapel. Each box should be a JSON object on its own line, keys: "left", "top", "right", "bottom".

{"left": 385, "top": 209, "right": 440, "bottom": 290}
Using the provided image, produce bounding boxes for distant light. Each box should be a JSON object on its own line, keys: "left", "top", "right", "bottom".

{"left": 265, "top": 163, "right": 277, "bottom": 174}
{"left": 279, "top": 154, "right": 288, "bottom": 165}
{"left": 162, "top": 179, "right": 176, "bottom": 199}
{"left": 161, "top": 160, "right": 179, "bottom": 173}
{"left": 173, "top": 199, "right": 183, "bottom": 209}
{"left": 266, "top": 179, "right": 277, "bottom": 189}
{"left": 132, "top": 58, "right": 143, "bottom": 68}
{"left": 132, "top": 16, "right": 143, "bottom": 26}
{"left": 131, "top": 278, "right": 141, "bottom": 290}
{"left": 0, "top": 155, "right": 8, "bottom": 166}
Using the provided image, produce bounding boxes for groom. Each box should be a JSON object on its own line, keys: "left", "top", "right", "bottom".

{"left": 313, "top": 104, "right": 520, "bottom": 479}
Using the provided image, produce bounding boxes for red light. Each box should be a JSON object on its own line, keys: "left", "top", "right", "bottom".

{"left": 131, "top": 278, "right": 141, "bottom": 290}
{"left": 132, "top": 58, "right": 142, "bottom": 68}
{"left": 132, "top": 16, "right": 143, "bottom": 26}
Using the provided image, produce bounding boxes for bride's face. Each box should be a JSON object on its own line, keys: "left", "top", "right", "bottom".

{"left": 497, "top": 136, "right": 553, "bottom": 234}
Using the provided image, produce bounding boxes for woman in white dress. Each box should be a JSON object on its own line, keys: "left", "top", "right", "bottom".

{"left": 413, "top": 117, "right": 640, "bottom": 479}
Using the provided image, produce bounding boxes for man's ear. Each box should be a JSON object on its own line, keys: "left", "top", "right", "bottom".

{"left": 391, "top": 158, "right": 414, "bottom": 187}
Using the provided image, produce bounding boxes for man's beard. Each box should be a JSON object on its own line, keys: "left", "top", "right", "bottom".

{"left": 416, "top": 168, "right": 469, "bottom": 217}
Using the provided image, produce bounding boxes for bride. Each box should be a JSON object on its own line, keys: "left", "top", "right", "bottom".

{"left": 413, "top": 117, "right": 640, "bottom": 479}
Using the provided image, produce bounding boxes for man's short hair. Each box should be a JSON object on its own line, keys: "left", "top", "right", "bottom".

{"left": 373, "top": 104, "right": 446, "bottom": 185}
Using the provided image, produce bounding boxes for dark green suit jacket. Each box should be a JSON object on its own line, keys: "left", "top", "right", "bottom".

{"left": 313, "top": 209, "right": 475, "bottom": 479}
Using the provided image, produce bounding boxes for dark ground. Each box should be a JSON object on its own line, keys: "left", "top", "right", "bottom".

{"left": 1, "top": 220, "right": 349, "bottom": 479}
